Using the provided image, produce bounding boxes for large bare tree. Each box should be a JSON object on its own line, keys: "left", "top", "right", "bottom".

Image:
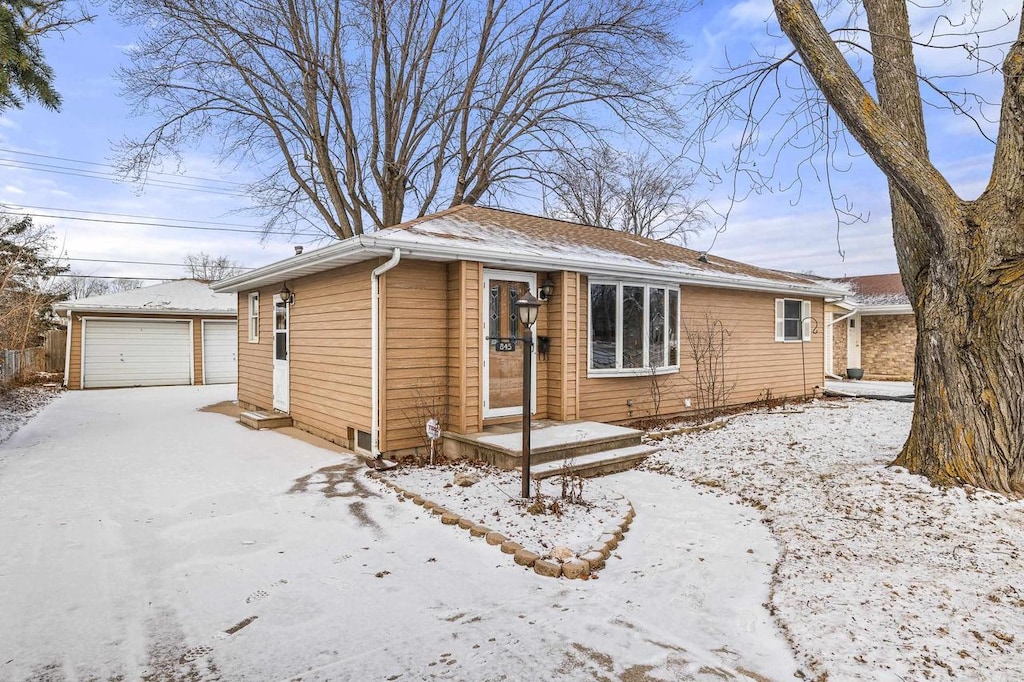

{"left": 544, "top": 143, "right": 707, "bottom": 244}
{"left": 700, "top": 2, "right": 1024, "bottom": 496}
{"left": 183, "top": 252, "right": 244, "bottom": 282}
{"left": 117, "top": 0, "right": 686, "bottom": 239}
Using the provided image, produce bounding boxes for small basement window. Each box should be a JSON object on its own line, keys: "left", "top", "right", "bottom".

{"left": 355, "top": 430, "right": 372, "bottom": 453}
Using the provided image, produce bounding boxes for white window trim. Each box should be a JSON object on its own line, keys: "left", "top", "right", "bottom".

{"left": 775, "top": 298, "right": 812, "bottom": 342}
{"left": 588, "top": 279, "right": 681, "bottom": 378}
{"left": 248, "top": 292, "right": 259, "bottom": 343}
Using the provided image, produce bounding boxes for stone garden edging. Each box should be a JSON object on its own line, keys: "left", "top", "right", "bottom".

{"left": 368, "top": 471, "right": 635, "bottom": 580}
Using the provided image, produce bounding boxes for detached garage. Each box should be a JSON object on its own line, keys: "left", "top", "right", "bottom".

{"left": 55, "top": 280, "right": 237, "bottom": 389}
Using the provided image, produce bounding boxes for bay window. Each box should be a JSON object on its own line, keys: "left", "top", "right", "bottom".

{"left": 589, "top": 280, "right": 680, "bottom": 374}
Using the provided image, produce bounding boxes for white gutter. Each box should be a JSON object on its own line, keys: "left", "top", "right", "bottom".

{"left": 62, "top": 311, "right": 72, "bottom": 387}
{"left": 212, "top": 232, "right": 849, "bottom": 299}
{"left": 370, "top": 248, "right": 402, "bottom": 458}
{"left": 827, "top": 310, "right": 857, "bottom": 326}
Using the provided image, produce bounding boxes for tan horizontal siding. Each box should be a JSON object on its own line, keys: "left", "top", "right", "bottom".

{"left": 287, "top": 262, "right": 375, "bottom": 445}
{"left": 237, "top": 289, "right": 274, "bottom": 409}
{"left": 382, "top": 260, "right": 449, "bottom": 452}
{"left": 577, "top": 280, "right": 826, "bottom": 423}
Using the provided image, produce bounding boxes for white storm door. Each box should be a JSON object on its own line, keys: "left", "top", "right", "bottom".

{"left": 202, "top": 321, "right": 238, "bottom": 384}
{"left": 272, "top": 298, "right": 290, "bottom": 412}
{"left": 482, "top": 270, "right": 536, "bottom": 419}
{"left": 847, "top": 314, "right": 862, "bottom": 369}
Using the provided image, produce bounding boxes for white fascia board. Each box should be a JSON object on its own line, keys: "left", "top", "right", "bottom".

{"left": 211, "top": 231, "right": 848, "bottom": 299}
{"left": 212, "top": 236, "right": 376, "bottom": 292}
{"left": 856, "top": 304, "right": 914, "bottom": 315}
{"left": 53, "top": 305, "right": 235, "bottom": 316}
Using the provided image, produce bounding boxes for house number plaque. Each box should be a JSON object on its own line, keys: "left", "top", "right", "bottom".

{"left": 495, "top": 340, "right": 516, "bottom": 352}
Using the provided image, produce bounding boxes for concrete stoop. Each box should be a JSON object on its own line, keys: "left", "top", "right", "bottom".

{"left": 531, "top": 444, "right": 662, "bottom": 480}
{"left": 239, "top": 411, "right": 293, "bottom": 430}
{"left": 445, "top": 421, "right": 656, "bottom": 478}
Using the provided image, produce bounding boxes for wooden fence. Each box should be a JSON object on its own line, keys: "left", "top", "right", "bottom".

{"left": 0, "top": 329, "right": 66, "bottom": 386}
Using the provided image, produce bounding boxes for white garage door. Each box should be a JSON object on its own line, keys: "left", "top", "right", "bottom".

{"left": 83, "top": 319, "right": 192, "bottom": 388}
{"left": 202, "top": 321, "right": 237, "bottom": 385}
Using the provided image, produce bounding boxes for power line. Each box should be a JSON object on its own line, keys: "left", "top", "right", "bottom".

{"left": 62, "top": 256, "right": 255, "bottom": 269}
{"left": 0, "top": 160, "right": 249, "bottom": 198}
{"left": 0, "top": 208, "right": 324, "bottom": 237}
{"left": 5, "top": 203, "right": 267, "bottom": 229}
{"left": 0, "top": 147, "right": 250, "bottom": 189}
{"left": 59, "top": 274, "right": 169, "bottom": 281}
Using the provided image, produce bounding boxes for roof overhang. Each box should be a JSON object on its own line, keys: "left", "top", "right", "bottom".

{"left": 854, "top": 303, "right": 914, "bottom": 315}
{"left": 54, "top": 305, "right": 236, "bottom": 317}
{"left": 213, "top": 233, "right": 849, "bottom": 299}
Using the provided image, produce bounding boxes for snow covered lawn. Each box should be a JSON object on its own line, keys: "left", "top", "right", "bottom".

{"left": 0, "top": 385, "right": 60, "bottom": 445}
{"left": 0, "top": 385, "right": 796, "bottom": 681}
{"left": 646, "top": 398, "right": 1024, "bottom": 680}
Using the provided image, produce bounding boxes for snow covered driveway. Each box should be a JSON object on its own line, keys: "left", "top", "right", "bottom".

{"left": 0, "top": 386, "right": 796, "bottom": 681}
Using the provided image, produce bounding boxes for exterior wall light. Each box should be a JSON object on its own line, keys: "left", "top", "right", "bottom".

{"left": 278, "top": 283, "right": 295, "bottom": 305}
{"left": 539, "top": 277, "right": 555, "bottom": 302}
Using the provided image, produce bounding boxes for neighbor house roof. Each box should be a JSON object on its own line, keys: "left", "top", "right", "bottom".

{"left": 214, "top": 205, "right": 848, "bottom": 297}
{"left": 836, "top": 273, "right": 911, "bottom": 312}
{"left": 54, "top": 279, "right": 237, "bottom": 316}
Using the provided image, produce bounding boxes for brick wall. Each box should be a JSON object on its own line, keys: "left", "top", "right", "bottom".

{"left": 861, "top": 314, "right": 915, "bottom": 380}
{"left": 831, "top": 315, "right": 848, "bottom": 376}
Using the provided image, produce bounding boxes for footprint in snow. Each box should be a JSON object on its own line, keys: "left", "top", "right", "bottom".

{"left": 245, "top": 589, "right": 269, "bottom": 604}
{"left": 179, "top": 644, "right": 213, "bottom": 663}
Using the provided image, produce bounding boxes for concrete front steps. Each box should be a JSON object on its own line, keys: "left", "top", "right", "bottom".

{"left": 239, "top": 411, "right": 293, "bottom": 430}
{"left": 444, "top": 421, "right": 659, "bottom": 479}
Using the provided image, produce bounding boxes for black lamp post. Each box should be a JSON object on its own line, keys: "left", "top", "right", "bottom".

{"left": 516, "top": 290, "right": 542, "bottom": 498}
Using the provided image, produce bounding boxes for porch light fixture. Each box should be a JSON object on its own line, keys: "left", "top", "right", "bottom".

{"left": 278, "top": 282, "right": 295, "bottom": 305}
{"left": 539, "top": 277, "right": 555, "bottom": 302}
{"left": 516, "top": 290, "right": 542, "bottom": 498}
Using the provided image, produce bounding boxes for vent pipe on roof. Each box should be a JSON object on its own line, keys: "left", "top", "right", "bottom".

{"left": 294, "top": 245, "right": 304, "bottom": 256}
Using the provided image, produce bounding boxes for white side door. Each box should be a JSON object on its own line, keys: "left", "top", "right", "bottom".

{"left": 847, "top": 314, "right": 862, "bottom": 369}
{"left": 272, "top": 297, "right": 289, "bottom": 412}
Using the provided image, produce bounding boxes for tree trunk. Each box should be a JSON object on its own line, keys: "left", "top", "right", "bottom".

{"left": 774, "top": 0, "right": 1024, "bottom": 496}
{"left": 894, "top": 200, "right": 1024, "bottom": 495}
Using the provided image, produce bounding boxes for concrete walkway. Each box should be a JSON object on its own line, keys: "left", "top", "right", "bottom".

{"left": 825, "top": 379, "right": 914, "bottom": 400}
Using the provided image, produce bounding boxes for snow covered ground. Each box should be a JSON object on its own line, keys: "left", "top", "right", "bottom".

{"left": 646, "top": 399, "right": 1024, "bottom": 680}
{"left": 0, "top": 386, "right": 796, "bottom": 681}
{"left": 0, "top": 385, "right": 60, "bottom": 445}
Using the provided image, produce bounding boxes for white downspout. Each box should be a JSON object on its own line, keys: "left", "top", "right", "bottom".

{"left": 371, "top": 248, "right": 402, "bottom": 458}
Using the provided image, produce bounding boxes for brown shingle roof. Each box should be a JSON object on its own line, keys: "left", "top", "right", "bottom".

{"left": 836, "top": 273, "right": 909, "bottom": 306}
{"left": 387, "top": 204, "right": 820, "bottom": 288}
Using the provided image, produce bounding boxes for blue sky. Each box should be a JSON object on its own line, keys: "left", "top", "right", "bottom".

{"left": 0, "top": 1, "right": 1016, "bottom": 282}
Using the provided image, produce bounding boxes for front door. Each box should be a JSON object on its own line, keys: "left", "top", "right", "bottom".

{"left": 272, "top": 296, "right": 289, "bottom": 412}
{"left": 483, "top": 270, "right": 536, "bottom": 418}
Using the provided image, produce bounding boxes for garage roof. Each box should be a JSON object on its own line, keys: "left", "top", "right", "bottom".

{"left": 54, "top": 279, "right": 236, "bottom": 316}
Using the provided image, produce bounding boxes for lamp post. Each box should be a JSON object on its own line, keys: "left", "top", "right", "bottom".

{"left": 516, "top": 290, "right": 542, "bottom": 498}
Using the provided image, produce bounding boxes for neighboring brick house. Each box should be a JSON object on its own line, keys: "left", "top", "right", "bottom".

{"left": 825, "top": 273, "right": 916, "bottom": 381}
